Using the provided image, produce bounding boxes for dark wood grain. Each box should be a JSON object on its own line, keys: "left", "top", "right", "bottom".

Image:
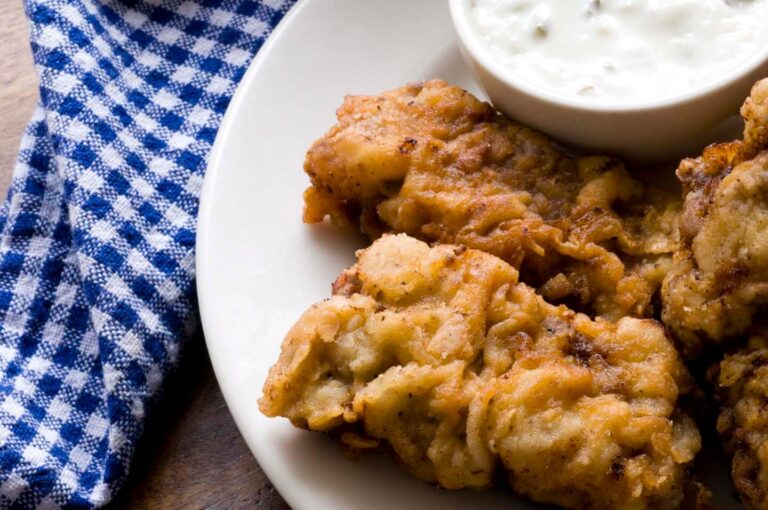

{"left": 0, "top": 2, "right": 288, "bottom": 509}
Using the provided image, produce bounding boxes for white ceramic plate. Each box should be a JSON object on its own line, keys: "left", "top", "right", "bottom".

{"left": 196, "top": 1, "right": 740, "bottom": 508}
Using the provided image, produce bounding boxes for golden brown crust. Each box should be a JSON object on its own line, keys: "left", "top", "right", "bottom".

{"left": 675, "top": 141, "right": 745, "bottom": 244}
{"left": 662, "top": 78, "right": 768, "bottom": 510}
{"left": 663, "top": 153, "right": 768, "bottom": 353}
{"left": 675, "top": 76, "right": 768, "bottom": 244}
{"left": 303, "top": 80, "right": 680, "bottom": 321}
{"left": 743, "top": 79, "right": 768, "bottom": 157}
{"left": 661, "top": 79, "right": 768, "bottom": 356}
{"left": 303, "top": 81, "right": 496, "bottom": 206}
{"left": 715, "top": 335, "right": 768, "bottom": 510}
{"left": 260, "top": 234, "right": 701, "bottom": 510}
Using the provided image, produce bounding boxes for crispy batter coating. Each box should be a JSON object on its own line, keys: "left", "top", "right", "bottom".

{"left": 260, "top": 234, "right": 700, "bottom": 510}
{"left": 661, "top": 80, "right": 768, "bottom": 509}
{"left": 303, "top": 80, "right": 680, "bottom": 320}
{"left": 661, "top": 79, "right": 768, "bottom": 355}
{"left": 743, "top": 79, "right": 768, "bottom": 156}
{"left": 715, "top": 334, "right": 768, "bottom": 510}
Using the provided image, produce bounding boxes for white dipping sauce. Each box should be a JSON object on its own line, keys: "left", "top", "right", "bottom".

{"left": 470, "top": 0, "right": 768, "bottom": 102}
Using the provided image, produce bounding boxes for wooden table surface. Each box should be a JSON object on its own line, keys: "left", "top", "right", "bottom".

{"left": 1, "top": 2, "right": 288, "bottom": 509}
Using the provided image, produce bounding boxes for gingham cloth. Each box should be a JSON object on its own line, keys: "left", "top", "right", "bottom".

{"left": 0, "top": 1, "right": 295, "bottom": 507}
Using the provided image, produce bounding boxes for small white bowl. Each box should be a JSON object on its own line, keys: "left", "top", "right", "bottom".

{"left": 449, "top": 0, "right": 768, "bottom": 162}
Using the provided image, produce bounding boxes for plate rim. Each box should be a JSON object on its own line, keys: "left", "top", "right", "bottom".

{"left": 195, "top": 0, "right": 308, "bottom": 506}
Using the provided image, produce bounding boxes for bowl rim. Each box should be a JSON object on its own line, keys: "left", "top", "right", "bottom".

{"left": 449, "top": 0, "right": 768, "bottom": 113}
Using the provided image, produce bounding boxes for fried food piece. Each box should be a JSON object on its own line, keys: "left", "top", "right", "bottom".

{"left": 303, "top": 80, "right": 680, "bottom": 320}
{"left": 260, "top": 234, "right": 701, "bottom": 510}
{"left": 715, "top": 334, "right": 768, "bottom": 510}
{"left": 661, "top": 79, "right": 768, "bottom": 355}
{"left": 664, "top": 153, "right": 768, "bottom": 350}
{"left": 743, "top": 79, "right": 768, "bottom": 156}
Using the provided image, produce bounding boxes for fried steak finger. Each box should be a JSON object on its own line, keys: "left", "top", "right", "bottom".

{"left": 658, "top": 78, "right": 768, "bottom": 509}
{"left": 743, "top": 79, "right": 768, "bottom": 156}
{"left": 260, "top": 234, "right": 701, "bottom": 510}
{"left": 302, "top": 80, "right": 680, "bottom": 320}
{"left": 662, "top": 79, "right": 768, "bottom": 356}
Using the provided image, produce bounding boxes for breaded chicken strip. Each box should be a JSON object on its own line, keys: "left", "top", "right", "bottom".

{"left": 662, "top": 79, "right": 768, "bottom": 356}
{"left": 260, "top": 234, "right": 701, "bottom": 510}
{"left": 303, "top": 80, "right": 680, "bottom": 320}
{"left": 715, "top": 334, "right": 768, "bottom": 510}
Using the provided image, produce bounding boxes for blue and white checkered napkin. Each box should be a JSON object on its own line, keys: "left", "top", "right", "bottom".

{"left": 0, "top": 1, "right": 295, "bottom": 507}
